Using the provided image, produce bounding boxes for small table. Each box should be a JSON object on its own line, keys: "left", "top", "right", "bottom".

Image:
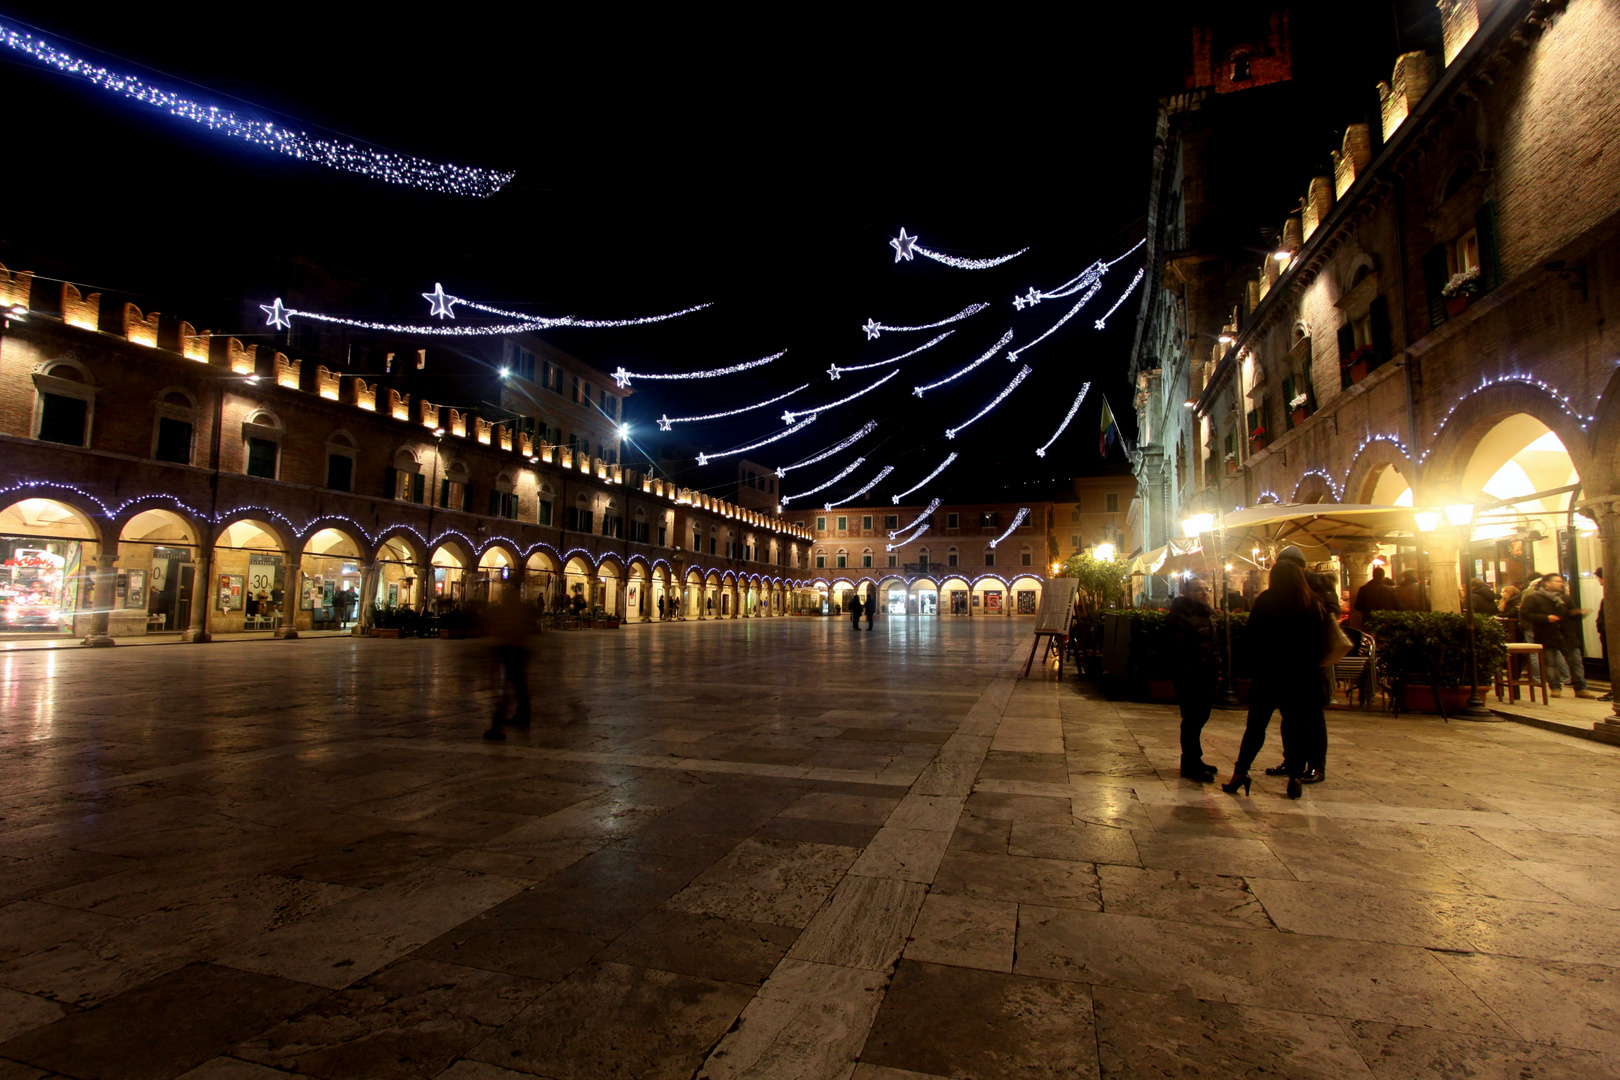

{"left": 146, "top": 613, "right": 166, "bottom": 631}
{"left": 1497, "top": 642, "right": 1548, "bottom": 705}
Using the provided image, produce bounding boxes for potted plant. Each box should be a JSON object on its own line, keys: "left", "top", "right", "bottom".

{"left": 1341, "top": 344, "right": 1373, "bottom": 385}
{"left": 1120, "top": 608, "right": 1178, "bottom": 702}
{"left": 1289, "top": 392, "right": 1310, "bottom": 427}
{"left": 1223, "top": 452, "right": 1237, "bottom": 475}
{"left": 1216, "top": 611, "right": 1251, "bottom": 702}
{"left": 438, "top": 606, "right": 475, "bottom": 639}
{"left": 1364, "top": 611, "right": 1506, "bottom": 713}
{"left": 1249, "top": 426, "right": 1268, "bottom": 453}
{"left": 1441, "top": 268, "right": 1480, "bottom": 317}
{"left": 371, "top": 606, "right": 404, "bottom": 638}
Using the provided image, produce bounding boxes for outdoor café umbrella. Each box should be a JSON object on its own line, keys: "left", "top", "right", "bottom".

{"left": 1197, "top": 504, "right": 1420, "bottom": 562}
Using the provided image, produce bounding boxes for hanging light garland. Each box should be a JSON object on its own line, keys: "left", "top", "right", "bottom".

{"left": 862, "top": 303, "right": 987, "bottom": 341}
{"left": 890, "top": 228, "right": 1027, "bottom": 269}
{"left": 782, "top": 456, "right": 866, "bottom": 506}
{"left": 778, "top": 421, "right": 877, "bottom": 478}
{"left": 829, "top": 331, "right": 954, "bottom": 381}
{"left": 696, "top": 415, "right": 817, "bottom": 466}
{"left": 1092, "top": 269, "right": 1145, "bottom": 330}
{"left": 947, "top": 366, "right": 1030, "bottom": 440}
{"left": 1035, "top": 383, "right": 1092, "bottom": 458}
{"left": 657, "top": 383, "right": 809, "bottom": 431}
{"left": 612, "top": 350, "right": 783, "bottom": 390}
{"left": 892, "top": 454, "right": 957, "bottom": 504}
{"left": 0, "top": 24, "right": 514, "bottom": 198}
{"left": 825, "top": 466, "right": 895, "bottom": 511}
{"left": 261, "top": 297, "right": 711, "bottom": 339}
{"left": 889, "top": 498, "right": 942, "bottom": 539}
{"left": 448, "top": 295, "right": 713, "bottom": 335}
{"left": 913, "top": 331, "right": 1013, "bottom": 397}
{"left": 886, "top": 524, "right": 928, "bottom": 551}
{"left": 784, "top": 370, "right": 900, "bottom": 424}
{"left": 986, "top": 508, "right": 1030, "bottom": 548}
{"left": 1005, "top": 282, "right": 1102, "bottom": 363}
{"left": 1014, "top": 239, "right": 1144, "bottom": 309}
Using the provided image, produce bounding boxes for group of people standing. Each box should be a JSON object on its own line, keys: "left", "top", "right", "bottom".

{"left": 1166, "top": 546, "right": 1335, "bottom": 800}
{"left": 848, "top": 593, "right": 875, "bottom": 630}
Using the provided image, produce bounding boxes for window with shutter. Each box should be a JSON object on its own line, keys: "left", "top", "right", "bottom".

{"left": 1423, "top": 245, "right": 1451, "bottom": 329}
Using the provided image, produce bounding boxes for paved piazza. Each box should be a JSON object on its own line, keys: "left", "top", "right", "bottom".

{"left": 1, "top": 617, "right": 1618, "bottom": 1080}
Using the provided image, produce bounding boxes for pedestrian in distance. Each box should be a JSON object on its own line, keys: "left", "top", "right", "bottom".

{"left": 1395, "top": 569, "right": 1430, "bottom": 612}
{"left": 849, "top": 593, "right": 863, "bottom": 630}
{"left": 1519, "top": 572, "right": 1599, "bottom": 697}
{"left": 1352, "top": 566, "right": 1400, "bottom": 630}
{"left": 1224, "top": 559, "right": 1340, "bottom": 800}
{"left": 1165, "top": 576, "right": 1219, "bottom": 781}
{"left": 657, "top": 594, "right": 665, "bottom": 621}
{"left": 865, "top": 592, "right": 875, "bottom": 630}
{"left": 483, "top": 588, "right": 534, "bottom": 741}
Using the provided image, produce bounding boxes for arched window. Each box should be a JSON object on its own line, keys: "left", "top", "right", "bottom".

{"left": 153, "top": 387, "right": 197, "bottom": 465}
{"left": 490, "top": 471, "right": 518, "bottom": 520}
{"left": 325, "top": 429, "right": 358, "bottom": 492}
{"left": 441, "top": 461, "right": 471, "bottom": 512}
{"left": 948, "top": 545, "right": 960, "bottom": 568}
{"left": 1019, "top": 544, "right": 1033, "bottom": 567}
{"left": 388, "top": 447, "right": 425, "bottom": 503}
{"left": 537, "top": 481, "right": 555, "bottom": 527}
{"left": 917, "top": 546, "right": 931, "bottom": 569}
{"left": 861, "top": 547, "right": 873, "bottom": 569}
{"left": 835, "top": 547, "right": 848, "bottom": 569}
{"left": 814, "top": 547, "right": 827, "bottom": 570}
{"left": 242, "top": 409, "right": 283, "bottom": 480}
{"left": 570, "top": 492, "right": 593, "bottom": 532}
{"left": 33, "top": 358, "right": 98, "bottom": 448}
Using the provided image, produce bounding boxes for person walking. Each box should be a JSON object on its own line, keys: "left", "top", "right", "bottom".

{"left": 657, "top": 594, "right": 665, "bottom": 621}
{"left": 849, "top": 592, "right": 863, "bottom": 631}
{"left": 1165, "top": 576, "right": 1218, "bottom": 781}
{"left": 864, "top": 592, "right": 876, "bottom": 630}
{"left": 483, "top": 589, "right": 534, "bottom": 741}
{"left": 1395, "top": 569, "right": 1430, "bottom": 612}
{"left": 1352, "top": 566, "right": 1400, "bottom": 629}
{"left": 1519, "top": 572, "right": 1598, "bottom": 698}
{"left": 1223, "top": 560, "right": 1334, "bottom": 799}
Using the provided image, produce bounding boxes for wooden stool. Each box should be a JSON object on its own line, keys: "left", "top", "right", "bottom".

{"left": 1497, "top": 643, "right": 1548, "bottom": 705}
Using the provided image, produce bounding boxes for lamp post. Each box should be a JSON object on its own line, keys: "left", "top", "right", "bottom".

{"left": 1182, "top": 509, "right": 1240, "bottom": 709}
{"left": 1416, "top": 504, "right": 1494, "bottom": 719}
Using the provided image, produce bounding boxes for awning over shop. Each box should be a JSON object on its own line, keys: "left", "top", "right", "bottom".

{"left": 1196, "top": 504, "right": 1418, "bottom": 561}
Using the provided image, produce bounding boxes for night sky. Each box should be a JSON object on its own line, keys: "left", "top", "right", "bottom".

{"left": 0, "top": 2, "right": 1439, "bottom": 503}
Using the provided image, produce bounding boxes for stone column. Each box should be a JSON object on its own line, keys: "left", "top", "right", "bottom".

{"left": 275, "top": 560, "right": 301, "bottom": 638}
{"left": 356, "top": 562, "right": 381, "bottom": 634}
{"left": 1425, "top": 538, "right": 1462, "bottom": 614}
{"left": 82, "top": 553, "right": 119, "bottom": 647}
{"left": 182, "top": 549, "right": 213, "bottom": 643}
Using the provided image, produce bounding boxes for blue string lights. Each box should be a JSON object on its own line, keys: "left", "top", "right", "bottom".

{"left": 1006, "top": 283, "right": 1101, "bottom": 363}
{"left": 0, "top": 23, "right": 514, "bottom": 198}
{"left": 613, "top": 350, "right": 784, "bottom": 390}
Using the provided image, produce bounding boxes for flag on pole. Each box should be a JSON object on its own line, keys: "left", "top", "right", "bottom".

{"left": 1099, "top": 397, "right": 1118, "bottom": 457}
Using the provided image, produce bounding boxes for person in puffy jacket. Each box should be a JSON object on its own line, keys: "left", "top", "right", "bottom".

{"left": 1165, "top": 577, "right": 1219, "bottom": 781}
{"left": 1519, "top": 573, "right": 1597, "bottom": 697}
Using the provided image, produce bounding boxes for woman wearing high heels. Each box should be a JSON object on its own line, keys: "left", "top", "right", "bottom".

{"left": 1165, "top": 576, "right": 1219, "bottom": 781}
{"left": 1222, "top": 560, "right": 1329, "bottom": 799}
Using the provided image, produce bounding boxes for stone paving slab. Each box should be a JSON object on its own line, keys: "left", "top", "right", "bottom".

{"left": 2, "top": 617, "right": 1619, "bottom": 1078}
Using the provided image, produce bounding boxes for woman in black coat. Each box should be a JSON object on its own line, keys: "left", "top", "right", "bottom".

{"left": 1165, "top": 577, "right": 1219, "bottom": 781}
{"left": 1223, "top": 560, "right": 1328, "bottom": 799}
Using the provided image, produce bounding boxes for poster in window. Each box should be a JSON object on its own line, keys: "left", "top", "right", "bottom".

{"left": 984, "top": 590, "right": 1003, "bottom": 612}
{"left": 1017, "top": 589, "right": 1036, "bottom": 614}
{"left": 124, "top": 570, "right": 146, "bottom": 610}
{"left": 626, "top": 583, "right": 639, "bottom": 612}
{"left": 386, "top": 583, "right": 399, "bottom": 607}
{"left": 218, "top": 574, "right": 244, "bottom": 611}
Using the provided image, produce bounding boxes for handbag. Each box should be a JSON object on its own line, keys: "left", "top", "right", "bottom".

{"left": 1321, "top": 606, "right": 1353, "bottom": 667}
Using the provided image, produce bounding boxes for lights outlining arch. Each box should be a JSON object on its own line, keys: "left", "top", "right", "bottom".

{"left": 1035, "top": 383, "right": 1091, "bottom": 458}
{"left": 782, "top": 457, "right": 866, "bottom": 506}
{"left": 947, "top": 366, "right": 1030, "bottom": 440}
{"left": 892, "top": 454, "right": 957, "bottom": 504}
{"left": 890, "top": 228, "right": 1027, "bottom": 269}
{"left": 825, "top": 466, "right": 894, "bottom": 511}
{"left": 696, "top": 415, "right": 817, "bottom": 466}
{"left": 784, "top": 370, "right": 900, "bottom": 424}
{"left": 986, "top": 508, "right": 1030, "bottom": 549}
{"left": 889, "top": 499, "right": 942, "bottom": 539}
{"left": 862, "top": 303, "right": 987, "bottom": 341}
{"left": 912, "top": 331, "right": 1014, "bottom": 397}
{"left": 656, "top": 383, "right": 808, "bottom": 431}
{"left": 1006, "top": 282, "right": 1101, "bottom": 363}
{"left": 829, "top": 331, "right": 954, "bottom": 381}
{"left": 1093, "top": 268, "right": 1146, "bottom": 330}
{"left": 779, "top": 421, "right": 877, "bottom": 478}
{"left": 0, "top": 23, "right": 514, "bottom": 198}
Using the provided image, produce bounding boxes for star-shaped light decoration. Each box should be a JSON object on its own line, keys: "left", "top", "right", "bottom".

{"left": 890, "top": 228, "right": 918, "bottom": 263}
{"left": 422, "top": 282, "right": 457, "bottom": 319}
{"left": 697, "top": 453, "right": 709, "bottom": 466}
{"left": 782, "top": 410, "right": 797, "bottom": 425}
{"left": 776, "top": 468, "right": 785, "bottom": 478}
{"left": 1012, "top": 294, "right": 1028, "bottom": 311}
{"left": 945, "top": 429, "right": 958, "bottom": 440}
{"left": 657, "top": 415, "right": 673, "bottom": 431}
{"left": 862, "top": 319, "right": 881, "bottom": 340}
{"left": 912, "top": 386, "right": 924, "bottom": 398}
{"left": 1094, "top": 318, "right": 1107, "bottom": 330}
{"left": 891, "top": 494, "right": 901, "bottom": 505}
{"left": 1024, "top": 287, "right": 1042, "bottom": 307}
{"left": 1035, "top": 448, "right": 1047, "bottom": 458}
{"left": 612, "top": 367, "right": 636, "bottom": 389}
{"left": 827, "top": 364, "right": 841, "bottom": 381}
{"left": 260, "top": 298, "right": 291, "bottom": 330}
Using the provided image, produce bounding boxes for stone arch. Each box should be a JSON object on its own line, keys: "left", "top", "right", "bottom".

{"left": 155, "top": 385, "right": 199, "bottom": 410}
{"left": 1292, "top": 472, "right": 1339, "bottom": 504}
{"left": 1421, "top": 379, "right": 1596, "bottom": 500}
{"left": 1345, "top": 438, "right": 1418, "bottom": 506}
{"left": 373, "top": 527, "right": 427, "bottom": 567}
{"left": 244, "top": 406, "right": 283, "bottom": 431}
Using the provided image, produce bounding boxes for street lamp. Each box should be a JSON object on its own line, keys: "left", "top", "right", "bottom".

{"left": 1094, "top": 543, "right": 1115, "bottom": 562}
{"left": 1416, "top": 504, "right": 1493, "bottom": 718}
{"left": 1181, "top": 508, "right": 1240, "bottom": 709}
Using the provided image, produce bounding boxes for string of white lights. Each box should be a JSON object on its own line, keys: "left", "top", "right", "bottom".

{"left": 887, "top": 524, "right": 928, "bottom": 551}
{"left": 912, "top": 331, "right": 1014, "bottom": 397}
{"left": 697, "top": 415, "right": 817, "bottom": 466}
{"left": 1093, "top": 269, "right": 1145, "bottom": 329}
{"left": 1015, "top": 239, "right": 1144, "bottom": 308}
{"left": 782, "top": 457, "right": 866, "bottom": 506}
{"left": 778, "top": 421, "right": 878, "bottom": 478}
{"left": 829, "top": 331, "right": 954, "bottom": 381}
{"left": 449, "top": 296, "right": 713, "bottom": 334}
{"left": 889, "top": 498, "right": 943, "bottom": 539}
{"left": 825, "top": 466, "right": 895, "bottom": 511}
{"left": 0, "top": 25, "right": 513, "bottom": 198}
{"left": 947, "top": 366, "right": 1030, "bottom": 440}
{"left": 657, "top": 384, "right": 809, "bottom": 431}
{"left": 890, "top": 228, "right": 1027, "bottom": 269}
{"left": 261, "top": 297, "right": 711, "bottom": 340}
{"left": 892, "top": 455, "right": 958, "bottom": 504}
{"left": 986, "top": 508, "right": 1030, "bottom": 549}
{"left": 1005, "top": 282, "right": 1102, "bottom": 363}
{"left": 612, "top": 350, "right": 783, "bottom": 390}
{"left": 784, "top": 370, "right": 900, "bottom": 424}
{"left": 862, "top": 303, "right": 987, "bottom": 341}
{"left": 1035, "top": 383, "right": 1092, "bottom": 458}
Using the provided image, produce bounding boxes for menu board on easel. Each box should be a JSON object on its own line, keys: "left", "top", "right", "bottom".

{"left": 1034, "top": 578, "right": 1079, "bottom": 634}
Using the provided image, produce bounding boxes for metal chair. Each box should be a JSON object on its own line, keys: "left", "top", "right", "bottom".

{"left": 1333, "top": 631, "right": 1379, "bottom": 709}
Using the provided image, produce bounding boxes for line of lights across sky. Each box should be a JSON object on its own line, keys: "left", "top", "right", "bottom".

{"left": 947, "top": 366, "right": 1030, "bottom": 440}
{"left": 784, "top": 370, "right": 900, "bottom": 424}
{"left": 913, "top": 331, "right": 1013, "bottom": 397}
{"left": 260, "top": 296, "right": 711, "bottom": 339}
{"left": 1035, "top": 383, "right": 1091, "bottom": 458}
{"left": 828, "top": 331, "right": 954, "bottom": 381}
{"left": 0, "top": 25, "right": 514, "bottom": 197}
{"left": 889, "top": 498, "right": 942, "bottom": 539}
{"left": 657, "top": 384, "right": 808, "bottom": 431}
{"left": 1005, "top": 282, "right": 1101, "bottom": 363}
{"left": 986, "top": 508, "right": 1030, "bottom": 548}
{"left": 781, "top": 457, "right": 866, "bottom": 506}
{"left": 892, "top": 454, "right": 957, "bottom": 504}
{"left": 1093, "top": 269, "right": 1146, "bottom": 329}
{"left": 862, "top": 303, "right": 987, "bottom": 341}
{"left": 696, "top": 415, "right": 816, "bottom": 466}
{"left": 887, "top": 524, "right": 928, "bottom": 551}
{"left": 890, "top": 229, "right": 1027, "bottom": 269}
{"left": 778, "top": 421, "right": 877, "bottom": 478}
{"left": 1015, "top": 238, "right": 1144, "bottom": 308}
{"left": 825, "top": 466, "right": 894, "bottom": 510}
{"left": 612, "top": 350, "right": 784, "bottom": 389}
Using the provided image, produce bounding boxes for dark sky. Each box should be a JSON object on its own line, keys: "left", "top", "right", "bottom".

{"left": 0, "top": 3, "right": 1439, "bottom": 502}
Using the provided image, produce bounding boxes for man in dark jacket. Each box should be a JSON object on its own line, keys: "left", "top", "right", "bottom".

{"left": 1395, "top": 569, "right": 1430, "bottom": 611}
{"left": 1468, "top": 578, "right": 1499, "bottom": 618}
{"left": 1165, "top": 577, "right": 1218, "bottom": 780}
{"left": 1519, "top": 573, "right": 1597, "bottom": 697}
{"left": 1353, "top": 567, "right": 1400, "bottom": 627}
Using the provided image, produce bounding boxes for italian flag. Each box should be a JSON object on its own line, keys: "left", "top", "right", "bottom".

{"left": 1099, "top": 398, "right": 1117, "bottom": 457}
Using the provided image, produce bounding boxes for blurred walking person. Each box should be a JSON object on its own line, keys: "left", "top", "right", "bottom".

{"left": 849, "top": 593, "right": 863, "bottom": 631}
{"left": 483, "top": 589, "right": 534, "bottom": 741}
{"left": 1165, "top": 576, "right": 1218, "bottom": 781}
{"left": 865, "top": 592, "right": 876, "bottom": 630}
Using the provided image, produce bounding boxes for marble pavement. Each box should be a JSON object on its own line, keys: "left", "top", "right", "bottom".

{"left": 0, "top": 616, "right": 1616, "bottom": 1080}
